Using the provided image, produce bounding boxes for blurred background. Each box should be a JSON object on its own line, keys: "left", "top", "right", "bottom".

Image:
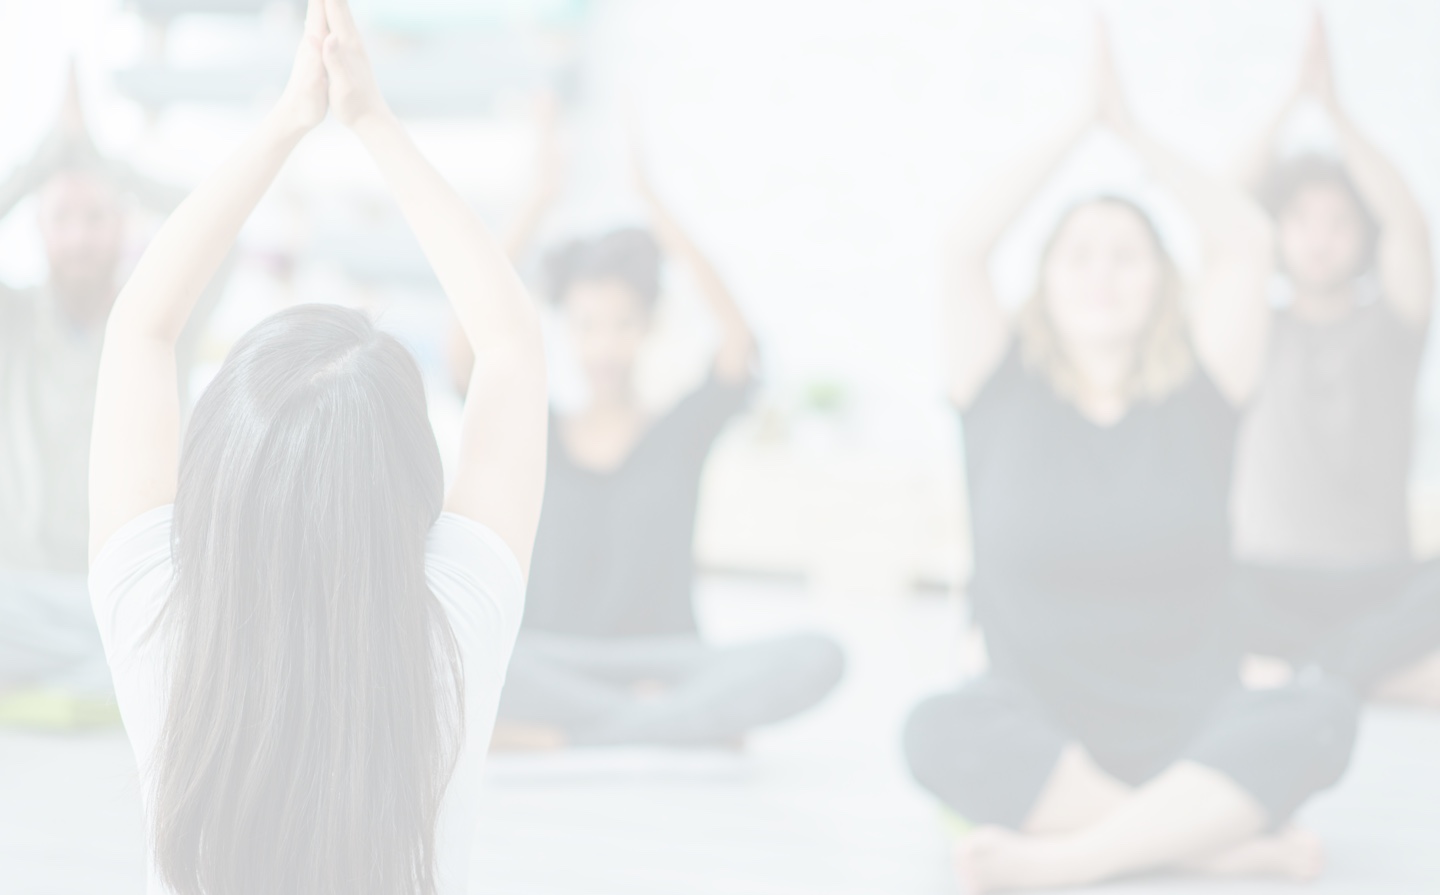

{"left": 3, "top": 0, "right": 1436, "bottom": 595}
{"left": 1, "top": 1, "right": 1438, "bottom": 892}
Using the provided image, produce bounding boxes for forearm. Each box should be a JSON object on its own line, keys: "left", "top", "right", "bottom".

{"left": 1332, "top": 110, "right": 1433, "bottom": 318}
{"left": 941, "top": 256, "right": 1011, "bottom": 403}
{"left": 102, "top": 158, "right": 190, "bottom": 214}
{"left": 688, "top": 248, "right": 753, "bottom": 349}
{"left": 0, "top": 129, "right": 80, "bottom": 222}
{"left": 952, "top": 112, "right": 1091, "bottom": 264}
{"left": 652, "top": 207, "right": 753, "bottom": 350}
{"left": 502, "top": 189, "right": 553, "bottom": 261}
{"left": 1230, "top": 100, "right": 1293, "bottom": 193}
{"left": 938, "top": 112, "right": 1086, "bottom": 407}
{"left": 355, "top": 110, "right": 540, "bottom": 354}
{"left": 1135, "top": 132, "right": 1272, "bottom": 402}
{"left": 1132, "top": 132, "right": 1271, "bottom": 258}
{"left": 1332, "top": 110, "right": 1429, "bottom": 232}
{"left": 108, "top": 111, "right": 305, "bottom": 346}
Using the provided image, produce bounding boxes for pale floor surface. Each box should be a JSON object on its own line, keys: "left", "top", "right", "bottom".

{"left": 1, "top": 578, "right": 1437, "bottom": 894}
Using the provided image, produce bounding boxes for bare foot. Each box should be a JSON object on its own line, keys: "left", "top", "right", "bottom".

{"left": 954, "top": 825, "right": 1322, "bottom": 891}
{"left": 1187, "top": 828, "right": 1324, "bottom": 880}
{"left": 1241, "top": 654, "right": 1295, "bottom": 690}
{"left": 489, "top": 720, "right": 567, "bottom": 752}
{"left": 954, "top": 827, "right": 1101, "bottom": 893}
{"left": 1372, "top": 651, "right": 1440, "bottom": 710}
{"left": 631, "top": 678, "right": 669, "bottom": 698}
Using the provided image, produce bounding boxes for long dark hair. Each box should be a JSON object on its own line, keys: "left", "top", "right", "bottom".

{"left": 153, "top": 304, "right": 464, "bottom": 895}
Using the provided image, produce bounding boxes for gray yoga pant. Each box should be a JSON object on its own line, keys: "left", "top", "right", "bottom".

{"left": 498, "top": 630, "right": 845, "bottom": 747}
{"left": 0, "top": 569, "right": 113, "bottom": 697}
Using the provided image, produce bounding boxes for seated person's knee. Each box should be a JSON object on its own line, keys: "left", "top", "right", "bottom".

{"left": 789, "top": 632, "right": 846, "bottom": 693}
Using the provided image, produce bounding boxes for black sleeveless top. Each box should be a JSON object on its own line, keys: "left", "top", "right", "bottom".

{"left": 962, "top": 347, "right": 1241, "bottom": 753}
{"left": 523, "top": 375, "right": 754, "bottom": 638}
{"left": 1233, "top": 300, "right": 1427, "bottom": 566}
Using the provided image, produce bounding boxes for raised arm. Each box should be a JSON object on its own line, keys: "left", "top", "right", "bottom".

{"left": 1, "top": 62, "right": 185, "bottom": 222}
{"left": 0, "top": 65, "right": 93, "bottom": 223}
{"left": 505, "top": 94, "right": 564, "bottom": 261}
{"left": 447, "top": 95, "right": 562, "bottom": 394}
{"left": 101, "top": 159, "right": 191, "bottom": 216}
{"left": 633, "top": 151, "right": 755, "bottom": 383}
{"left": 323, "top": 0, "right": 547, "bottom": 571}
{"left": 0, "top": 136, "right": 68, "bottom": 224}
{"left": 88, "top": 0, "right": 330, "bottom": 561}
{"left": 1230, "top": 93, "right": 1297, "bottom": 196}
{"left": 1331, "top": 109, "right": 1433, "bottom": 326}
{"left": 944, "top": 91, "right": 1093, "bottom": 408}
{"left": 1304, "top": 16, "right": 1433, "bottom": 326}
{"left": 1229, "top": 15, "right": 1321, "bottom": 194}
{"left": 1099, "top": 28, "right": 1272, "bottom": 406}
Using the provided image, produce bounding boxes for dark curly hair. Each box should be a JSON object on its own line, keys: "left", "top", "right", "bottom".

{"left": 542, "top": 228, "right": 662, "bottom": 309}
{"left": 1261, "top": 153, "right": 1379, "bottom": 275}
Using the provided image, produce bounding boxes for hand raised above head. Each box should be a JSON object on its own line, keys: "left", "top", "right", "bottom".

{"left": 626, "top": 110, "right": 665, "bottom": 210}
{"left": 58, "top": 59, "right": 89, "bottom": 140}
{"left": 528, "top": 92, "right": 566, "bottom": 207}
{"left": 275, "top": 0, "right": 330, "bottom": 133}
{"left": 1091, "top": 16, "right": 1136, "bottom": 139}
{"left": 1296, "top": 10, "right": 1338, "bottom": 110}
{"left": 630, "top": 143, "right": 658, "bottom": 206}
{"left": 321, "top": 0, "right": 390, "bottom": 130}
{"left": 629, "top": 138, "right": 682, "bottom": 246}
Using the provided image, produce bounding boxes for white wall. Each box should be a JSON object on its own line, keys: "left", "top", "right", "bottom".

{"left": 573, "top": 0, "right": 1440, "bottom": 469}
{"left": 1, "top": 0, "right": 1436, "bottom": 474}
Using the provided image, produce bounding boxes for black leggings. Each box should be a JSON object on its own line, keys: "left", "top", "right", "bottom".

{"left": 1237, "top": 558, "right": 1440, "bottom": 692}
{"left": 498, "top": 630, "right": 845, "bottom": 746}
{"left": 903, "top": 675, "right": 1357, "bottom": 829}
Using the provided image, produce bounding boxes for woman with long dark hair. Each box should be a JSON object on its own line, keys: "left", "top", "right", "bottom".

{"left": 903, "top": 24, "right": 1358, "bottom": 891}
{"left": 87, "top": 1, "right": 546, "bottom": 892}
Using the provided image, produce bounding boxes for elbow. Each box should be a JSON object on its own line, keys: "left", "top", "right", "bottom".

{"left": 102, "top": 299, "right": 180, "bottom": 353}
{"left": 1218, "top": 205, "right": 1275, "bottom": 269}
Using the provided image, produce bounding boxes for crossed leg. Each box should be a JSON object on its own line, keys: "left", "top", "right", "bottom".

{"left": 957, "top": 751, "right": 1319, "bottom": 892}
{"left": 905, "top": 679, "right": 1356, "bottom": 892}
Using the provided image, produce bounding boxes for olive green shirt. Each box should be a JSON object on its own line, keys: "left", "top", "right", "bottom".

{"left": 0, "top": 285, "right": 105, "bottom": 573}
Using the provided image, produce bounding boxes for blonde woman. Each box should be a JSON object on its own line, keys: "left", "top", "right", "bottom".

{"left": 904, "top": 25, "right": 1357, "bottom": 891}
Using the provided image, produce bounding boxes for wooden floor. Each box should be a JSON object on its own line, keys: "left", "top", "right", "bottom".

{"left": 2, "top": 579, "right": 1437, "bottom": 894}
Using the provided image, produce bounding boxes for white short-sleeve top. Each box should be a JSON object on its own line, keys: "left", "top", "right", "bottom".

{"left": 88, "top": 505, "right": 525, "bottom": 895}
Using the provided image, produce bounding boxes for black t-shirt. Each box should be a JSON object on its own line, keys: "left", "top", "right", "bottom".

{"left": 523, "top": 375, "right": 754, "bottom": 638}
{"left": 962, "top": 347, "right": 1241, "bottom": 757}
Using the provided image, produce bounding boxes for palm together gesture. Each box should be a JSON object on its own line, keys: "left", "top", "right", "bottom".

{"left": 1091, "top": 17, "right": 1136, "bottom": 138}
{"left": 278, "top": 0, "right": 390, "bottom": 135}
{"left": 1294, "top": 11, "right": 1339, "bottom": 110}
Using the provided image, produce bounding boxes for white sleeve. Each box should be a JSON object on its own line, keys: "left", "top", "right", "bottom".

{"left": 425, "top": 513, "right": 527, "bottom": 685}
{"left": 87, "top": 505, "right": 175, "bottom": 666}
